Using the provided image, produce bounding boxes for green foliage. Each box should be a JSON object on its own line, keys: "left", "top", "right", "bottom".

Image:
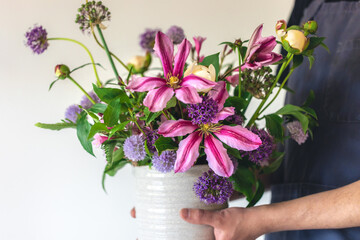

{"left": 103, "top": 140, "right": 117, "bottom": 165}
{"left": 307, "top": 37, "right": 326, "bottom": 51}
{"left": 246, "top": 180, "right": 264, "bottom": 207}
{"left": 287, "top": 25, "right": 302, "bottom": 31}
{"left": 93, "top": 84, "right": 130, "bottom": 104}
{"left": 224, "top": 96, "right": 247, "bottom": 114}
{"left": 154, "top": 137, "right": 178, "bottom": 155}
{"left": 200, "top": 53, "right": 220, "bottom": 80}
{"left": 88, "top": 122, "right": 109, "bottom": 140}
{"left": 292, "top": 55, "right": 304, "bottom": 70}
{"left": 229, "top": 165, "right": 256, "bottom": 200}
{"left": 76, "top": 113, "right": 94, "bottom": 156}
{"left": 88, "top": 103, "right": 107, "bottom": 114}
{"left": 261, "top": 151, "right": 285, "bottom": 174}
{"left": 35, "top": 121, "right": 76, "bottom": 131}
{"left": 103, "top": 98, "right": 122, "bottom": 127}
{"left": 166, "top": 97, "right": 177, "bottom": 109}
{"left": 282, "top": 39, "right": 300, "bottom": 54}
{"left": 108, "top": 121, "right": 130, "bottom": 138}
{"left": 265, "top": 114, "right": 284, "bottom": 142}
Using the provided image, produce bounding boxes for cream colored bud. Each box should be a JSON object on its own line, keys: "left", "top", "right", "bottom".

{"left": 284, "top": 30, "right": 309, "bottom": 53}
{"left": 184, "top": 62, "right": 216, "bottom": 92}
{"left": 128, "top": 55, "right": 147, "bottom": 72}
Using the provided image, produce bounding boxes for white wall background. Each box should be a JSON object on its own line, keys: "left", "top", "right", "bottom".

{"left": 0, "top": 0, "right": 294, "bottom": 239}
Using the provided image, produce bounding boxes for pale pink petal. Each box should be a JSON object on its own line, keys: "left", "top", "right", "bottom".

{"left": 204, "top": 134, "right": 234, "bottom": 177}
{"left": 92, "top": 134, "right": 108, "bottom": 148}
{"left": 245, "top": 24, "right": 263, "bottom": 60}
{"left": 193, "top": 36, "right": 206, "bottom": 57}
{"left": 173, "top": 39, "right": 192, "bottom": 79}
{"left": 181, "top": 74, "right": 217, "bottom": 90}
{"left": 225, "top": 74, "right": 239, "bottom": 87}
{"left": 175, "top": 86, "right": 202, "bottom": 104}
{"left": 153, "top": 32, "right": 174, "bottom": 77}
{"left": 208, "top": 81, "right": 228, "bottom": 109}
{"left": 212, "top": 107, "right": 235, "bottom": 123}
{"left": 257, "top": 36, "right": 277, "bottom": 53}
{"left": 174, "top": 132, "right": 203, "bottom": 173}
{"left": 143, "top": 86, "right": 174, "bottom": 112}
{"left": 214, "top": 125, "right": 262, "bottom": 151}
{"left": 158, "top": 119, "right": 198, "bottom": 137}
{"left": 126, "top": 76, "right": 166, "bottom": 92}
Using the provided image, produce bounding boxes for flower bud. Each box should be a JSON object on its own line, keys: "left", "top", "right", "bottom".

{"left": 275, "top": 20, "right": 287, "bottom": 38}
{"left": 303, "top": 20, "right": 318, "bottom": 34}
{"left": 55, "top": 64, "right": 70, "bottom": 79}
{"left": 127, "top": 53, "right": 151, "bottom": 74}
{"left": 184, "top": 62, "right": 216, "bottom": 92}
{"left": 283, "top": 30, "right": 309, "bottom": 53}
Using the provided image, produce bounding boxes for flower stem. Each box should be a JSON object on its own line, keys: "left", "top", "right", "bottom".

{"left": 67, "top": 76, "right": 96, "bottom": 104}
{"left": 237, "top": 46, "right": 242, "bottom": 98}
{"left": 95, "top": 25, "right": 125, "bottom": 86}
{"left": 48, "top": 37, "right": 102, "bottom": 88}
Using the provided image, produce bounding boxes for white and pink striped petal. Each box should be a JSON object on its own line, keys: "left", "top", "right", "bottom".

{"left": 126, "top": 76, "right": 166, "bottom": 92}
{"left": 212, "top": 107, "right": 235, "bottom": 123}
{"left": 175, "top": 86, "right": 202, "bottom": 104}
{"left": 208, "top": 81, "right": 229, "bottom": 109}
{"left": 181, "top": 74, "right": 217, "bottom": 91}
{"left": 174, "top": 132, "right": 203, "bottom": 173}
{"left": 173, "top": 39, "right": 192, "bottom": 79}
{"left": 153, "top": 32, "right": 174, "bottom": 78}
{"left": 143, "top": 86, "right": 174, "bottom": 112}
{"left": 158, "top": 119, "right": 198, "bottom": 137}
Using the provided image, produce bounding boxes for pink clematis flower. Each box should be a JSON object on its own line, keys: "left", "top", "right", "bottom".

{"left": 193, "top": 36, "right": 206, "bottom": 62}
{"left": 127, "top": 32, "right": 217, "bottom": 112}
{"left": 241, "top": 24, "right": 282, "bottom": 70}
{"left": 92, "top": 134, "right": 109, "bottom": 148}
{"left": 158, "top": 81, "right": 262, "bottom": 177}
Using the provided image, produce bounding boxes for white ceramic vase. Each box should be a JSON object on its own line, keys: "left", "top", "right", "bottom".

{"left": 133, "top": 165, "right": 227, "bottom": 240}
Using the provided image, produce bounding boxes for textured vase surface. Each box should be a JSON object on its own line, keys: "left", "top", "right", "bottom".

{"left": 133, "top": 165, "right": 227, "bottom": 240}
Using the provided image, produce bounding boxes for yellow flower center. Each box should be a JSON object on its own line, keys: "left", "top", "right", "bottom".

{"left": 167, "top": 75, "right": 180, "bottom": 88}
{"left": 199, "top": 123, "right": 222, "bottom": 136}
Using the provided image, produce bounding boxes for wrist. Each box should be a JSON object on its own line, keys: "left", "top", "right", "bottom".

{"left": 246, "top": 204, "right": 279, "bottom": 236}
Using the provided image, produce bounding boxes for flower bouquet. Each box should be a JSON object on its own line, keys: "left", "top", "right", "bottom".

{"left": 27, "top": 1, "right": 327, "bottom": 239}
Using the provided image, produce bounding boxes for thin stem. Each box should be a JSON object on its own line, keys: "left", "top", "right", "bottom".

{"left": 237, "top": 46, "right": 242, "bottom": 98}
{"left": 128, "top": 108, "right": 145, "bottom": 134}
{"left": 67, "top": 76, "right": 96, "bottom": 104}
{"left": 48, "top": 37, "right": 102, "bottom": 87}
{"left": 219, "top": 66, "right": 240, "bottom": 80}
{"left": 95, "top": 25, "right": 124, "bottom": 86}
{"left": 177, "top": 99, "right": 184, "bottom": 119}
{"left": 91, "top": 31, "right": 130, "bottom": 72}
{"left": 162, "top": 110, "right": 170, "bottom": 120}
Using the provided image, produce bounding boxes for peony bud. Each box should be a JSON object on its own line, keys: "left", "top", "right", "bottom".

{"left": 283, "top": 30, "right": 309, "bottom": 53}
{"left": 184, "top": 62, "right": 216, "bottom": 92}
{"left": 275, "top": 20, "right": 287, "bottom": 38}
{"left": 127, "top": 53, "right": 151, "bottom": 74}
{"left": 55, "top": 64, "right": 70, "bottom": 79}
{"left": 303, "top": 20, "right": 318, "bottom": 34}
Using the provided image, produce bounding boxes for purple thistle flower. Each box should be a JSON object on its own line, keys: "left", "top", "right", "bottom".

{"left": 287, "top": 121, "right": 309, "bottom": 145}
{"left": 139, "top": 28, "right": 160, "bottom": 52}
{"left": 187, "top": 96, "right": 219, "bottom": 125}
{"left": 241, "top": 127, "right": 274, "bottom": 165}
{"left": 145, "top": 130, "right": 159, "bottom": 153}
{"left": 25, "top": 25, "right": 49, "bottom": 54}
{"left": 166, "top": 25, "right": 185, "bottom": 45}
{"left": 225, "top": 114, "right": 244, "bottom": 126}
{"left": 75, "top": 1, "right": 111, "bottom": 34}
{"left": 65, "top": 104, "right": 82, "bottom": 123}
{"left": 80, "top": 91, "right": 101, "bottom": 109}
{"left": 123, "top": 135, "right": 146, "bottom": 161}
{"left": 152, "top": 150, "right": 176, "bottom": 173}
{"left": 193, "top": 169, "right": 234, "bottom": 205}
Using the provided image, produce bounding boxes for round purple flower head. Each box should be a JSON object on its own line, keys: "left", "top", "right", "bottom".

{"left": 123, "top": 135, "right": 146, "bottom": 161}
{"left": 145, "top": 130, "right": 159, "bottom": 153}
{"left": 241, "top": 127, "right": 274, "bottom": 165}
{"left": 193, "top": 169, "right": 234, "bottom": 205}
{"left": 80, "top": 91, "right": 101, "bottom": 109}
{"left": 75, "top": 1, "right": 111, "bottom": 34}
{"left": 287, "top": 121, "right": 309, "bottom": 145}
{"left": 166, "top": 25, "right": 185, "bottom": 45}
{"left": 225, "top": 114, "right": 244, "bottom": 126}
{"left": 25, "top": 25, "right": 49, "bottom": 54}
{"left": 152, "top": 150, "right": 176, "bottom": 173}
{"left": 65, "top": 104, "right": 82, "bottom": 123}
{"left": 140, "top": 28, "right": 160, "bottom": 52}
{"left": 187, "top": 96, "right": 218, "bottom": 125}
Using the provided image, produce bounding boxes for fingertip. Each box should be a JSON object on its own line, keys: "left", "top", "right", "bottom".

{"left": 130, "top": 207, "right": 136, "bottom": 218}
{"left": 180, "top": 208, "right": 189, "bottom": 220}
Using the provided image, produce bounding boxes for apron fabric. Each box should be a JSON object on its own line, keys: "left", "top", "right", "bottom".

{"left": 266, "top": 0, "right": 360, "bottom": 239}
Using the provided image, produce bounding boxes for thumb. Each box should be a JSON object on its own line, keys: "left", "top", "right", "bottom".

{"left": 180, "top": 208, "right": 219, "bottom": 227}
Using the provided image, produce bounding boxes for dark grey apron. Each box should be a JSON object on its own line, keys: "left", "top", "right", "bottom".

{"left": 266, "top": 0, "right": 360, "bottom": 239}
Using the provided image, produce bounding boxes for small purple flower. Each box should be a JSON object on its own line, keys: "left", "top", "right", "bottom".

{"left": 139, "top": 28, "right": 160, "bottom": 52}
{"left": 166, "top": 25, "right": 185, "bottom": 45}
{"left": 25, "top": 25, "right": 49, "bottom": 54}
{"left": 193, "top": 169, "right": 234, "bottom": 205}
{"left": 75, "top": 1, "right": 111, "bottom": 34}
{"left": 65, "top": 104, "right": 82, "bottom": 123}
{"left": 152, "top": 150, "right": 176, "bottom": 173}
{"left": 225, "top": 114, "right": 244, "bottom": 126}
{"left": 80, "top": 91, "right": 101, "bottom": 109}
{"left": 123, "top": 135, "right": 146, "bottom": 161}
{"left": 241, "top": 127, "right": 274, "bottom": 165}
{"left": 287, "top": 121, "right": 309, "bottom": 145}
{"left": 145, "top": 130, "right": 159, "bottom": 153}
{"left": 187, "top": 96, "right": 219, "bottom": 125}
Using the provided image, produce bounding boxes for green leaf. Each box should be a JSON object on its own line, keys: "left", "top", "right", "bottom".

{"left": 154, "top": 137, "right": 178, "bottom": 155}
{"left": 200, "top": 53, "right": 220, "bottom": 81}
{"left": 302, "top": 90, "right": 315, "bottom": 107}
{"left": 103, "top": 98, "right": 122, "bottom": 127}
{"left": 108, "top": 121, "right": 130, "bottom": 138}
{"left": 35, "top": 122, "right": 76, "bottom": 131}
{"left": 224, "top": 144, "right": 242, "bottom": 159}
{"left": 288, "top": 111, "right": 309, "bottom": 133}
{"left": 229, "top": 165, "right": 255, "bottom": 199}
{"left": 102, "top": 148, "right": 127, "bottom": 191}
{"left": 282, "top": 40, "right": 300, "bottom": 54}
{"left": 93, "top": 84, "right": 130, "bottom": 104}
{"left": 246, "top": 180, "right": 264, "bottom": 207}
{"left": 48, "top": 79, "right": 60, "bottom": 91}
{"left": 264, "top": 114, "right": 284, "bottom": 142}
{"left": 320, "top": 42, "right": 330, "bottom": 53}
{"left": 308, "top": 55, "right": 315, "bottom": 69}
{"left": 307, "top": 37, "right": 326, "bottom": 51}
{"left": 262, "top": 151, "right": 285, "bottom": 174}
{"left": 146, "top": 111, "right": 162, "bottom": 125}
{"left": 219, "top": 41, "right": 236, "bottom": 51}
{"left": 76, "top": 113, "right": 94, "bottom": 156}
{"left": 166, "top": 97, "right": 177, "bottom": 109}
{"left": 224, "top": 96, "right": 247, "bottom": 113}
{"left": 287, "top": 25, "right": 302, "bottom": 31}
{"left": 275, "top": 104, "right": 316, "bottom": 119}
{"left": 103, "top": 140, "right": 117, "bottom": 165}
{"left": 70, "top": 62, "right": 103, "bottom": 73}
{"left": 88, "top": 122, "right": 109, "bottom": 140}
{"left": 88, "top": 103, "right": 107, "bottom": 114}
{"left": 292, "top": 54, "right": 304, "bottom": 70}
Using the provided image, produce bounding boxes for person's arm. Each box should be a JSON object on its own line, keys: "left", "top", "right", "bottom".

{"left": 180, "top": 180, "right": 360, "bottom": 240}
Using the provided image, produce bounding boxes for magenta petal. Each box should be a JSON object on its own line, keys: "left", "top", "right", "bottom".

{"left": 181, "top": 74, "right": 217, "bottom": 91}
{"left": 126, "top": 76, "right": 166, "bottom": 92}
{"left": 143, "top": 86, "right": 174, "bottom": 112}
{"left": 158, "top": 119, "right": 198, "bottom": 137}
{"left": 175, "top": 86, "right": 202, "bottom": 104}
{"left": 173, "top": 39, "right": 191, "bottom": 79}
{"left": 212, "top": 107, "right": 235, "bottom": 123}
{"left": 174, "top": 132, "right": 202, "bottom": 173}
{"left": 225, "top": 74, "right": 239, "bottom": 87}
{"left": 154, "top": 32, "right": 174, "bottom": 78}
{"left": 204, "top": 134, "right": 234, "bottom": 177}
{"left": 214, "top": 125, "right": 262, "bottom": 151}
{"left": 257, "top": 36, "right": 277, "bottom": 53}
{"left": 193, "top": 36, "right": 206, "bottom": 57}
{"left": 245, "top": 24, "right": 263, "bottom": 60}
{"left": 208, "top": 81, "right": 228, "bottom": 109}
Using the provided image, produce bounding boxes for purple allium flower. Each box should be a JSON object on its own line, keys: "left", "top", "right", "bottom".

{"left": 75, "top": 1, "right": 111, "bottom": 34}
{"left": 145, "top": 130, "right": 159, "bottom": 153}
{"left": 123, "top": 135, "right": 146, "bottom": 161}
{"left": 25, "top": 25, "right": 49, "bottom": 54}
{"left": 193, "top": 169, "right": 234, "bottom": 205}
{"left": 65, "top": 104, "right": 82, "bottom": 123}
{"left": 225, "top": 114, "right": 244, "bottom": 126}
{"left": 80, "top": 91, "right": 101, "bottom": 109}
{"left": 152, "top": 150, "right": 176, "bottom": 173}
{"left": 241, "top": 127, "right": 274, "bottom": 165}
{"left": 166, "top": 25, "right": 185, "bottom": 45}
{"left": 287, "top": 121, "right": 309, "bottom": 145}
{"left": 139, "top": 28, "right": 160, "bottom": 52}
{"left": 187, "top": 96, "right": 219, "bottom": 125}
